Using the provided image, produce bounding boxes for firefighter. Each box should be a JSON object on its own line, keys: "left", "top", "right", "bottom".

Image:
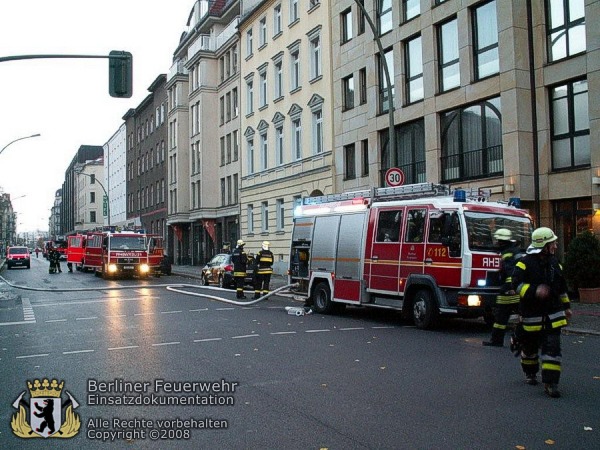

{"left": 254, "top": 241, "right": 274, "bottom": 299}
{"left": 48, "top": 247, "right": 62, "bottom": 274}
{"left": 483, "top": 228, "right": 521, "bottom": 347}
{"left": 231, "top": 240, "right": 248, "bottom": 299}
{"left": 511, "top": 227, "right": 571, "bottom": 398}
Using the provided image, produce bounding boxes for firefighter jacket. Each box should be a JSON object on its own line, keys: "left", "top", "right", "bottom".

{"left": 511, "top": 253, "right": 570, "bottom": 332}
{"left": 255, "top": 249, "right": 274, "bottom": 275}
{"left": 496, "top": 243, "right": 521, "bottom": 305}
{"left": 231, "top": 247, "right": 247, "bottom": 277}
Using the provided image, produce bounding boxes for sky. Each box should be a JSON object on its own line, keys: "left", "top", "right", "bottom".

{"left": 0, "top": 0, "right": 195, "bottom": 233}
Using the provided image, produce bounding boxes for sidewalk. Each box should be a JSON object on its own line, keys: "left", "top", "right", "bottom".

{"left": 170, "top": 264, "right": 600, "bottom": 336}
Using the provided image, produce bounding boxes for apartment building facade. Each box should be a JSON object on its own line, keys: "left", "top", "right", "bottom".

{"left": 103, "top": 123, "right": 127, "bottom": 227}
{"left": 74, "top": 158, "right": 104, "bottom": 232}
{"left": 332, "top": 0, "right": 599, "bottom": 256}
{"left": 239, "top": 0, "right": 335, "bottom": 273}
{"left": 124, "top": 75, "right": 169, "bottom": 236}
{"left": 167, "top": 0, "right": 243, "bottom": 265}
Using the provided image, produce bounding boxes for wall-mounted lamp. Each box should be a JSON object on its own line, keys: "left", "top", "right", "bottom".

{"left": 504, "top": 184, "right": 515, "bottom": 193}
{"left": 592, "top": 177, "right": 600, "bottom": 186}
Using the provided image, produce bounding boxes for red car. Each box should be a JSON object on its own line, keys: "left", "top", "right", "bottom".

{"left": 6, "top": 246, "right": 31, "bottom": 269}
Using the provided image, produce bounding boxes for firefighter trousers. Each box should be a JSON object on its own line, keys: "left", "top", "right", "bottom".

{"left": 489, "top": 301, "right": 520, "bottom": 344}
{"left": 254, "top": 273, "right": 271, "bottom": 297}
{"left": 520, "top": 327, "right": 562, "bottom": 385}
{"left": 235, "top": 276, "right": 246, "bottom": 299}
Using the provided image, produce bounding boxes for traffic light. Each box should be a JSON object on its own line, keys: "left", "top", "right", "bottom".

{"left": 108, "top": 50, "right": 132, "bottom": 98}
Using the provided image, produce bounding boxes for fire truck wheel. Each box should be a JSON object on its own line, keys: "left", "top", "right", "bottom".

{"left": 202, "top": 276, "right": 210, "bottom": 286}
{"left": 312, "top": 282, "right": 334, "bottom": 314}
{"left": 94, "top": 269, "right": 101, "bottom": 277}
{"left": 411, "top": 289, "right": 439, "bottom": 330}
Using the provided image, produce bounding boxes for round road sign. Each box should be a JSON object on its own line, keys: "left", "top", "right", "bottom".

{"left": 385, "top": 168, "right": 405, "bottom": 187}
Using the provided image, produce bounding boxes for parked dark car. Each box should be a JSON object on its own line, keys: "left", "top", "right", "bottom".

{"left": 6, "top": 246, "right": 31, "bottom": 269}
{"left": 200, "top": 253, "right": 254, "bottom": 289}
{"left": 160, "top": 254, "right": 172, "bottom": 275}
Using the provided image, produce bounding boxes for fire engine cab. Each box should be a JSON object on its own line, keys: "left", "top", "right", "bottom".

{"left": 289, "top": 183, "right": 532, "bottom": 329}
{"left": 82, "top": 231, "right": 151, "bottom": 279}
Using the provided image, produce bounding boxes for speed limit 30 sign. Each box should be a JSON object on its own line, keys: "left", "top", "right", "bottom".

{"left": 385, "top": 168, "right": 405, "bottom": 187}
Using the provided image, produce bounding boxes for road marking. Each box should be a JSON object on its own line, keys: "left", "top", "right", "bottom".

{"left": 16, "top": 353, "right": 49, "bottom": 359}
{"left": 270, "top": 331, "right": 297, "bottom": 335}
{"left": 371, "top": 326, "right": 396, "bottom": 329}
{"left": 216, "top": 307, "right": 235, "bottom": 311}
{"left": 46, "top": 319, "right": 68, "bottom": 323}
{"left": 134, "top": 312, "right": 155, "bottom": 316}
{"left": 33, "top": 297, "right": 157, "bottom": 307}
{"left": 189, "top": 308, "right": 208, "bottom": 312}
{"left": 152, "top": 341, "right": 180, "bottom": 347}
{"left": 76, "top": 316, "right": 98, "bottom": 321}
{"left": 232, "top": 334, "right": 260, "bottom": 339}
{"left": 193, "top": 338, "right": 222, "bottom": 343}
{"left": 106, "top": 314, "right": 127, "bottom": 318}
{"left": 161, "top": 310, "right": 182, "bottom": 314}
{"left": 22, "top": 298, "right": 36, "bottom": 323}
{"left": 339, "top": 327, "right": 365, "bottom": 331}
{"left": 63, "top": 349, "right": 94, "bottom": 355}
{"left": 305, "top": 329, "right": 331, "bottom": 333}
{"left": 108, "top": 345, "right": 139, "bottom": 351}
{"left": 0, "top": 320, "right": 37, "bottom": 326}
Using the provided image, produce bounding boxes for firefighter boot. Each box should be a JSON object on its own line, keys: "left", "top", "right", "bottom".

{"left": 253, "top": 291, "right": 261, "bottom": 300}
{"left": 525, "top": 374, "right": 538, "bottom": 385}
{"left": 544, "top": 383, "right": 561, "bottom": 398}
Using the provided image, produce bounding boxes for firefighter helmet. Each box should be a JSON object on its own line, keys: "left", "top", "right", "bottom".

{"left": 237, "top": 239, "right": 245, "bottom": 246}
{"left": 262, "top": 241, "right": 270, "bottom": 250}
{"left": 531, "top": 227, "right": 557, "bottom": 248}
{"left": 494, "top": 228, "right": 513, "bottom": 241}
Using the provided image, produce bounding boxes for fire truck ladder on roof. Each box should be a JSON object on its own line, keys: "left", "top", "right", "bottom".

{"left": 302, "top": 183, "right": 451, "bottom": 205}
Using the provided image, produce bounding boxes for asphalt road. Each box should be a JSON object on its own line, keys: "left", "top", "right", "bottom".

{"left": 0, "top": 256, "right": 599, "bottom": 449}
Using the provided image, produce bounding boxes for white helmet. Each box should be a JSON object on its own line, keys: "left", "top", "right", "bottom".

{"left": 237, "top": 239, "right": 245, "bottom": 246}
{"left": 494, "top": 228, "right": 513, "bottom": 242}
{"left": 262, "top": 241, "right": 270, "bottom": 250}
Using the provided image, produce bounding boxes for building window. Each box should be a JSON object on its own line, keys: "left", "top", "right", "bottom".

{"left": 227, "top": 176, "right": 232, "bottom": 205}
{"left": 233, "top": 88, "right": 238, "bottom": 117}
{"left": 357, "top": 0, "right": 366, "bottom": 35}
{"left": 405, "top": 35, "right": 423, "bottom": 103}
{"left": 276, "top": 125, "right": 284, "bottom": 165}
{"left": 246, "top": 29, "right": 253, "bottom": 57}
{"left": 403, "top": 0, "right": 420, "bottom": 22}
{"left": 247, "top": 139, "right": 255, "bottom": 174}
{"left": 289, "top": 0, "right": 298, "bottom": 23}
{"left": 221, "top": 178, "right": 226, "bottom": 206}
{"left": 359, "top": 68, "right": 367, "bottom": 105}
{"left": 90, "top": 192, "right": 96, "bottom": 203}
{"left": 233, "top": 174, "right": 238, "bottom": 204}
{"left": 441, "top": 97, "right": 503, "bottom": 182}
{"left": 341, "top": 8, "right": 353, "bottom": 43}
{"left": 361, "top": 139, "right": 369, "bottom": 176}
{"left": 90, "top": 174, "right": 96, "bottom": 184}
{"left": 226, "top": 92, "right": 231, "bottom": 121}
{"left": 90, "top": 211, "right": 96, "bottom": 223}
{"left": 310, "top": 33, "right": 321, "bottom": 80}
{"left": 397, "top": 120, "right": 426, "bottom": 184}
{"left": 233, "top": 130, "right": 239, "bottom": 161}
{"left": 378, "top": 48, "right": 394, "bottom": 113}
{"left": 438, "top": 17, "right": 460, "bottom": 92}
{"left": 274, "top": 60, "right": 283, "bottom": 98}
{"left": 261, "top": 201, "right": 269, "bottom": 232}
{"left": 226, "top": 134, "right": 232, "bottom": 164}
{"left": 259, "top": 17, "right": 267, "bottom": 47}
{"left": 276, "top": 199, "right": 285, "bottom": 231}
{"left": 313, "top": 110, "right": 323, "bottom": 154}
{"left": 292, "top": 118, "right": 302, "bottom": 160}
{"left": 344, "top": 144, "right": 356, "bottom": 180}
{"left": 378, "top": 0, "right": 392, "bottom": 35}
{"left": 260, "top": 132, "right": 268, "bottom": 170}
{"left": 246, "top": 80, "right": 254, "bottom": 115}
{"left": 342, "top": 74, "right": 355, "bottom": 110}
{"left": 551, "top": 79, "right": 589, "bottom": 170}
{"left": 274, "top": 5, "right": 282, "bottom": 36}
{"left": 259, "top": 70, "right": 268, "bottom": 107}
{"left": 290, "top": 48, "right": 300, "bottom": 90}
{"left": 220, "top": 137, "right": 225, "bottom": 166}
{"left": 473, "top": 0, "right": 499, "bottom": 80}
{"left": 547, "top": 0, "right": 586, "bottom": 62}
{"left": 247, "top": 204, "right": 254, "bottom": 234}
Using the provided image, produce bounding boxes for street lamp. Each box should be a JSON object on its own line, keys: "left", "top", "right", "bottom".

{"left": 0, "top": 133, "right": 41, "bottom": 156}
{"left": 75, "top": 171, "right": 110, "bottom": 226}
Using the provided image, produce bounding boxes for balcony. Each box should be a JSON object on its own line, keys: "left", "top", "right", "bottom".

{"left": 441, "top": 145, "right": 503, "bottom": 183}
{"left": 216, "top": 16, "right": 240, "bottom": 50}
{"left": 168, "top": 60, "right": 188, "bottom": 81}
{"left": 188, "top": 34, "right": 215, "bottom": 60}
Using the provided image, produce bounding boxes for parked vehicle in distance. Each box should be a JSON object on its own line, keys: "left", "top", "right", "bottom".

{"left": 201, "top": 253, "right": 254, "bottom": 288}
{"left": 6, "top": 246, "right": 31, "bottom": 269}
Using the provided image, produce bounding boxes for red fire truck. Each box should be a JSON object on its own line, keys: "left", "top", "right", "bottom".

{"left": 67, "top": 234, "right": 88, "bottom": 271}
{"left": 82, "top": 231, "right": 151, "bottom": 279}
{"left": 289, "top": 183, "right": 532, "bottom": 329}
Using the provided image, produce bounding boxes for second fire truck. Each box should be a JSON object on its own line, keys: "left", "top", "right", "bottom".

{"left": 289, "top": 183, "right": 532, "bottom": 329}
